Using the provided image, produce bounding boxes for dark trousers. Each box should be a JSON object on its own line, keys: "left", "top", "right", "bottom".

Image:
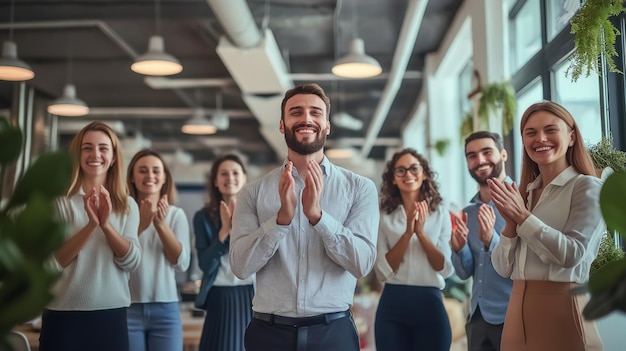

{"left": 375, "top": 284, "right": 451, "bottom": 351}
{"left": 466, "top": 306, "right": 504, "bottom": 351}
{"left": 244, "top": 312, "right": 359, "bottom": 351}
{"left": 39, "top": 307, "right": 129, "bottom": 351}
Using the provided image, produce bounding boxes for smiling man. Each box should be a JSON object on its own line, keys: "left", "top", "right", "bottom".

{"left": 450, "top": 131, "right": 514, "bottom": 351}
{"left": 229, "top": 83, "right": 380, "bottom": 351}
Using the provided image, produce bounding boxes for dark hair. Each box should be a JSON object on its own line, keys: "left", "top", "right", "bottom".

{"left": 380, "top": 148, "right": 442, "bottom": 214}
{"left": 280, "top": 83, "right": 331, "bottom": 121}
{"left": 205, "top": 154, "right": 248, "bottom": 224}
{"left": 126, "top": 149, "right": 177, "bottom": 205}
{"left": 518, "top": 101, "right": 597, "bottom": 198}
{"left": 465, "top": 131, "right": 504, "bottom": 151}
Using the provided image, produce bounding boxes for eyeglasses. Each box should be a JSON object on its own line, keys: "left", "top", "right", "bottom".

{"left": 393, "top": 164, "right": 423, "bottom": 177}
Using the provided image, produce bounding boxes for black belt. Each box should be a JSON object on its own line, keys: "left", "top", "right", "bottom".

{"left": 253, "top": 310, "right": 350, "bottom": 327}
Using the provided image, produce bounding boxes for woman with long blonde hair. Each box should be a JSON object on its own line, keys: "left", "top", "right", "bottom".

{"left": 488, "top": 101, "right": 604, "bottom": 350}
{"left": 39, "top": 121, "right": 141, "bottom": 351}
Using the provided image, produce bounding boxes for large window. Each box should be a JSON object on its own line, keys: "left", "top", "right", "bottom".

{"left": 510, "top": 0, "right": 542, "bottom": 72}
{"left": 512, "top": 79, "right": 544, "bottom": 180}
{"left": 546, "top": 0, "right": 580, "bottom": 41}
{"left": 553, "top": 57, "right": 603, "bottom": 145}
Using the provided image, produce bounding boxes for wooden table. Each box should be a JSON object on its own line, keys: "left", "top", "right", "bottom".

{"left": 11, "top": 310, "right": 204, "bottom": 351}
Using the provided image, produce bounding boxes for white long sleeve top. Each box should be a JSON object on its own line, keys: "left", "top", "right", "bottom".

{"left": 492, "top": 166, "right": 605, "bottom": 284}
{"left": 129, "top": 205, "right": 191, "bottom": 303}
{"left": 48, "top": 190, "right": 141, "bottom": 311}
{"left": 374, "top": 203, "right": 454, "bottom": 290}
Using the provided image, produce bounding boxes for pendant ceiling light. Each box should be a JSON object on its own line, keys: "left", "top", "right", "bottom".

{"left": 181, "top": 108, "right": 217, "bottom": 135}
{"left": 47, "top": 84, "right": 89, "bottom": 117}
{"left": 0, "top": 0, "right": 35, "bottom": 81}
{"left": 131, "top": 35, "right": 182, "bottom": 76}
{"left": 182, "top": 90, "right": 229, "bottom": 134}
{"left": 131, "top": 0, "right": 182, "bottom": 76}
{"left": 331, "top": 0, "right": 381, "bottom": 79}
{"left": 332, "top": 38, "right": 382, "bottom": 78}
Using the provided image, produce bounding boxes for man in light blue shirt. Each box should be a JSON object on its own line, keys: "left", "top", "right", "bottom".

{"left": 230, "top": 83, "right": 380, "bottom": 351}
{"left": 451, "top": 131, "right": 513, "bottom": 351}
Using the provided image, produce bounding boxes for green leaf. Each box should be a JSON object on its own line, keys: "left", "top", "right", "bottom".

{"left": 14, "top": 194, "right": 67, "bottom": 261}
{"left": 0, "top": 260, "right": 59, "bottom": 335}
{"left": 0, "top": 237, "right": 23, "bottom": 274}
{"left": 0, "top": 118, "right": 23, "bottom": 165}
{"left": 587, "top": 258, "right": 626, "bottom": 294}
{"left": 600, "top": 172, "right": 626, "bottom": 236}
{"left": 7, "top": 151, "right": 72, "bottom": 209}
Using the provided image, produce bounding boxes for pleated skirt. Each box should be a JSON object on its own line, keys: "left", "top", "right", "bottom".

{"left": 199, "top": 284, "right": 254, "bottom": 351}
{"left": 501, "top": 280, "right": 603, "bottom": 351}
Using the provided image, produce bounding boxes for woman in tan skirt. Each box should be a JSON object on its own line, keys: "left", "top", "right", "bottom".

{"left": 486, "top": 101, "right": 604, "bottom": 351}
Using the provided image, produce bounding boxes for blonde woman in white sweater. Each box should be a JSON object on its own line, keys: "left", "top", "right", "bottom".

{"left": 40, "top": 121, "right": 141, "bottom": 351}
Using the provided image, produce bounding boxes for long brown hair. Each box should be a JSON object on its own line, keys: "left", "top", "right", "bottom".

{"left": 380, "top": 148, "right": 442, "bottom": 214}
{"left": 204, "top": 154, "right": 247, "bottom": 225}
{"left": 66, "top": 121, "right": 129, "bottom": 214}
{"left": 518, "top": 101, "right": 597, "bottom": 197}
{"left": 126, "top": 149, "right": 177, "bottom": 205}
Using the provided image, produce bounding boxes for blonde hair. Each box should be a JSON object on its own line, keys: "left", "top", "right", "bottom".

{"left": 518, "top": 101, "right": 597, "bottom": 199}
{"left": 66, "top": 121, "right": 129, "bottom": 214}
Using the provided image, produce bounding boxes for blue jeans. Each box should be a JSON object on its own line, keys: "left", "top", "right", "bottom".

{"left": 127, "top": 302, "right": 182, "bottom": 351}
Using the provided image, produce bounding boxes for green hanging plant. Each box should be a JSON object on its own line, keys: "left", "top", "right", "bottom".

{"left": 433, "top": 138, "right": 450, "bottom": 157}
{"left": 567, "top": 0, "right": 624, "bottom": 82}
{"left": 587, "top": 136, "right": 626, "bottom": 173}
{"left": 580, "top": 171, "right": 626, "bottom": 319}
{"left": 476, "top": 81, "right": 517, "bottom": 136}
{"left": 460, "top": 111, "right": 474, "bottom": 141}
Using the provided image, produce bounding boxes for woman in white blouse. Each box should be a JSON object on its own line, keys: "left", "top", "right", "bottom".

{"left": 126, "top": 149, "right": 191, "bottom": 351}
{"left": 40, "top": 121, "right": 141, "bottom": 351}
{"left": 487, "top": 101, "right": 604, "bottom": 351}
{"left": 374, "top": 148, "right": 454, "bottom": 351}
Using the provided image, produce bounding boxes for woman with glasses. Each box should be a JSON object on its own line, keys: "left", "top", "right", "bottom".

{"left": 373, "top": 148, "right": 454, "bottom": 351}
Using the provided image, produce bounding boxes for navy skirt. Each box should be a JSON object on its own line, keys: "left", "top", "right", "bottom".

{"left": 199, "top": 285, "right": 254, "bottom": 351}
{"left": 39, "top": 307, "right": 129, "bottom": 351}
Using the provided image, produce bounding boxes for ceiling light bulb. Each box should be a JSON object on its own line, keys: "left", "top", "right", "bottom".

{"left": 332, "top": 38, "right": 382, "bottom": 79}
{"left": 182, "top": 108, "right": 218, "bottom": 135}
{"left": 47, "top": 84, "right": 90, "bottom": 117}
{"left": 131, "top": 35, "right": 183, "bottom": 76}
{"left": 0, "top": 41, "right": 35, "bottom": 81}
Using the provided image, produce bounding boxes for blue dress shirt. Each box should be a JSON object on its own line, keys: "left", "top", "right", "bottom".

{"left": 451, "top": 178, "right": 513, "bottom": 325}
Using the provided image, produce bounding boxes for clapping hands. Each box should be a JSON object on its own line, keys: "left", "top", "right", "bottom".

{"left": 138, "top": 195, "right": 170, "bottom": 234}
{"left": 83, "top": 185, "right": 112, "bottom": 229}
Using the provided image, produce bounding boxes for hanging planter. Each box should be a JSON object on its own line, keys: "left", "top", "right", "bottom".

{"left": 567, "top": 0, "right": 625, "bottom": 82}
{"left": 464, "top": 70, "right": 517, "bottom": 137}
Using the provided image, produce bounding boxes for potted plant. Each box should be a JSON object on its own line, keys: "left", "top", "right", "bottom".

{"left": 587, "top": 137, "right": 626, "bottom": 277}
{"left": 0, "top": 118, "right": 72, "bottom": 347}
{"left": 465, "top": 71, "right": 517, "bottom": 137}
{"left": 568, "top": 0, "right": 625, "bottom": 82}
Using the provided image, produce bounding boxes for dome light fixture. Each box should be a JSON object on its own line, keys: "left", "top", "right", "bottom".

{"left": 181, "top": 108, "right": 217, "bottom": 135}
{"left": 47, "top": 84, "right": 89, "bottom": 117}
{"left": 0, "top": 0, "right": 35, "bottom": 81}
{"left": 0, "top": 41, "right": 35, "bottom": 81}
{"left": 332, "top": 38, "right": 382, "bottom": 79}
{"left": 131, "top": 35, "right": 182, "bottom": 76}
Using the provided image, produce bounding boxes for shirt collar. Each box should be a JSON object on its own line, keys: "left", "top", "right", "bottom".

{"left": 470, "top": 176, "right": 513, "bottom": 204}
{"left": 527, "top": 165, "right": 577, "bottom": 192}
